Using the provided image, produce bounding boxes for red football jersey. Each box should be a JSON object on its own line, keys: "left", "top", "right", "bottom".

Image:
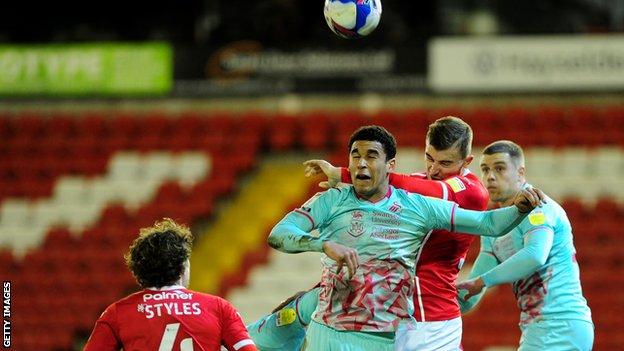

{"left": 342, "top": 168, "right": 489, "bottom": 321}
{"left": 84, "top": 286, "right": 256, "bottom": 351}
{"left": 398, "top": 170, "right": 489, "bottom": 321}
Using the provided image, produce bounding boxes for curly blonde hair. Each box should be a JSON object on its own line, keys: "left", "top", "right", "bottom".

{"left": 125, "top": 218, "right": 194, "bottom": 288}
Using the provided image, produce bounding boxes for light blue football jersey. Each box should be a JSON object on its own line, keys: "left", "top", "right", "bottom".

{"left": 270, "top": 185, "right": 527, "bottom": 332}
{"left": 480, "top": 185, "right": 592, "bottom": 325}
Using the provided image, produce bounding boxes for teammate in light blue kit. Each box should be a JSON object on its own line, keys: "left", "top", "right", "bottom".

{"left": 267, "top": 126, "right": 545, "bottom": 351}
{"left": 246, "top": 288, "right": 320, "bottom": 351}
{"left": 458, "top": 140, "right": 593, "bottom": 351}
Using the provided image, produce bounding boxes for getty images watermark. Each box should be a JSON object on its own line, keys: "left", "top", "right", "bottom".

{"left": 3, "top": 281, "right": 10, "bottom": 348}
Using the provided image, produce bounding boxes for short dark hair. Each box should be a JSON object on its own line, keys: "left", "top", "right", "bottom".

{"left": 426, "top": 116, "right": 473, "bottom": 159}
{"left": 125, "top": 218, "right": 194, "bottom": 288}
{"left": 483, "top": 140, "right": 525, "bottom": 167}
{"left": 348, "top": 125, "right": 397, "bottom": 160}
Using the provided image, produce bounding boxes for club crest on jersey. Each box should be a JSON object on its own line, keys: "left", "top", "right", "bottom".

{"left": 388, "top": 201, "right": 402, "bottom": 213}
{"left": 348, "top": 211, "right": 365, "bottom": 237}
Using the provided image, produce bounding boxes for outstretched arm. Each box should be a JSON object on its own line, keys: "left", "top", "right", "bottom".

{"left": 303, "top": 159, "right": 449, "bottom": 198}
{"left": 450, "top": 187, "right": 545, "bottom": 237}
{"left": 268, "top": 213, "right": 325, "bottom": 253}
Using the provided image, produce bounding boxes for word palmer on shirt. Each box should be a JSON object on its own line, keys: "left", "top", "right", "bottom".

{"left": 138, "top": 290, "right": 202, "bottom": 319}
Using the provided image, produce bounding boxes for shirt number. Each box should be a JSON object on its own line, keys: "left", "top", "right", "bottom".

{"left": 159, "top": 323, "right": 194, "bottom": 351}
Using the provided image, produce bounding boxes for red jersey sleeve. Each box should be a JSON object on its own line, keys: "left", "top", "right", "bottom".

{"left": 219, "top": 298, "right": 257, "bottom": 351}
{"left": 340, "top": 168, "right": 450, "bottom": 199}
{"left": 443, "top": 174, "right": 489, "bottom": 211}
{"left": 84, "top": 304, "right": 121, "bottom": 351}
{"left": 340, "top": 167, "right": 351, "bottom": 183}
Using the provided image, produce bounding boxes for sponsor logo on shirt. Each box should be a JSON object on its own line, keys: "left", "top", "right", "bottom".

{"left": 370, "top": 228, "right": 399, "bottom": 240}
{"left": 275, "top": 308, "right": 297, "bottom": 326}
{"left": 371, "top": 211, "right": 401, "bottom": 226}
{"left": 143, "top": 290, "right": 193, "bottom": 302}
{"left": 528, "top": 211, "right": 546, "bottom": 226}
{"left": 445, "top": 177, "right": 466, "bottom": 193}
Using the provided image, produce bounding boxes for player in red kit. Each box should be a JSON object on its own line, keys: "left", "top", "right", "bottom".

{"left": 304, "top": 116, "right": 488, "bottom": 350}
{"left": 84, "top": 218, "right": 257, "bottom": 351}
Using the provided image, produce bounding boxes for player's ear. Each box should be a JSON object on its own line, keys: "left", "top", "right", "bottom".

{"left": 518, "top": 165, "right": 526, "bottom": 180}
{"left": 387, "top": 158, "right": 396, "bottom": 172}
{"left": 463, "top": 154, "right": 474, "bottom": 167}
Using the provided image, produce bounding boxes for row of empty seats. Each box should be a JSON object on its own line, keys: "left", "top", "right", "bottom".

{"left": 1, "top": 107, "right": 622, "bottom": 350}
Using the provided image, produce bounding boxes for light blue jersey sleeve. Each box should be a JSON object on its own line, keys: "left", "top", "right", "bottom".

{"left": 481, "top": 225, "right": 554, "bottom": 287}
{"left": 458, "top": 237, "right": 498, "bottom": 313}
{"left": 418, "top": 196, "right": 529, "bottom": 237}
{"left": 268, "top": 188, "right": 343, "bottom": 253}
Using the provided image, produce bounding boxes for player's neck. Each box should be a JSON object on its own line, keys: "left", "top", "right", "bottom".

{"left": 358, "top": 184, "right": 391, "bottom": 203}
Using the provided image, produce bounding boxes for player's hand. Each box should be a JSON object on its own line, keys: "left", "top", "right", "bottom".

{"left": 303, "top": 159, "right": 341, "bottom": 189}
{"left": 513, "top": 187, "right": 546, "bottom": 213}
{"left": 322, "top": 241, "right": 359, "bottom": 278}
{"left": 457, "top": 277, "right": 485, "bottom": 301}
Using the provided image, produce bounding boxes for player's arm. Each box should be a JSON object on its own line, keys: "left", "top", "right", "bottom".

{"left": 267, "top": 190, "right": 334, "bottom": 253}
{"left": 459, "top": 225, "right": 554, "bottom": 302}
{"left": 268, "top": 214, "right": 325, "bottom": 253}
{"left": 303, "top": 159, "right": 450, "bottom": 198}
{"left": 423, "top": 187, "right": 545, "bottom": 237}
{"left": 220, "top": 299, "right": 258, "bottom": 351}
{"left": 83, "top": 306, "right": 121, "bottom": 351}
{"left": 457, "top": 238, "right": 498, "bottom": 313}
{"left": 268, "top": 189, "right": 359, "bottom": 276}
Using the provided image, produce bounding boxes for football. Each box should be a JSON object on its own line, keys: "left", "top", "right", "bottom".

{"left": 324, "top": 0, "right": 382, "bottom": 39}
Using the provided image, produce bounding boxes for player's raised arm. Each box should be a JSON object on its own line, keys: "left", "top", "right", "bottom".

{"left": 303, "top": 159, "right": 342, "bottom": 189}
{"left": 304, "top": 159, "right": 449, "bottom": 198}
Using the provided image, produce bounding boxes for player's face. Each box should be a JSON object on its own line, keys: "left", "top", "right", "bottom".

{"left": 480, "top": 153, "right": 524, "bottom": 204}
{"left": 348, "top": 140, "right": 395, "bottom": 201}
{"left": 424, "top": 143, "right": 473, "bottom": 180}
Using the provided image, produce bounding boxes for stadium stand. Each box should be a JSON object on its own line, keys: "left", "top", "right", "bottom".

{"left": 0, "top": 105, "right": 623, "bottom": 350}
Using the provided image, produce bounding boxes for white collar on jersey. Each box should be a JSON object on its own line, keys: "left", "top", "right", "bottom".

{"left": 146, "top": 284, "right": 186, "bottom": 291}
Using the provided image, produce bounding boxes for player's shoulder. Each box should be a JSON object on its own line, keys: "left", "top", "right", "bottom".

{"left": 187, "top": 289, "right": 222, "bottom": 303}
{"left": 317, "top": 186, "right": 352, "bottom": 200}
{"left": 96, "top": 290, "right": 145, "bottom": 320}
{"left": 114, "top": 290, "right": 148, "bottom": 306}
{"left": 518, "top": 193, "right": 565, "bottom": 231}
{"left": 394, "top": 186, "right": 446, "bottom": 209}
{"left": 444, "top": 171, "right": 489, "bottom": 210}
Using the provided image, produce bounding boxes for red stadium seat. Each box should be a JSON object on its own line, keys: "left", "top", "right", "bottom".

{"left": 269, "top": 114, "right": 299, "bottom": 151}
{"left": 300, "top": 111, "right": 333, "bottom": 150}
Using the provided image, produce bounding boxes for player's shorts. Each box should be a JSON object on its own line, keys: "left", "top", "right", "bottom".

{"left": 304, "top": 320, "right": 394, "bottom": 351}
{"left": 519, "top": 319, "right": 594, "bottom": 351}
{"left": 394, "top": 317, "right": 462, "bottom": 351}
